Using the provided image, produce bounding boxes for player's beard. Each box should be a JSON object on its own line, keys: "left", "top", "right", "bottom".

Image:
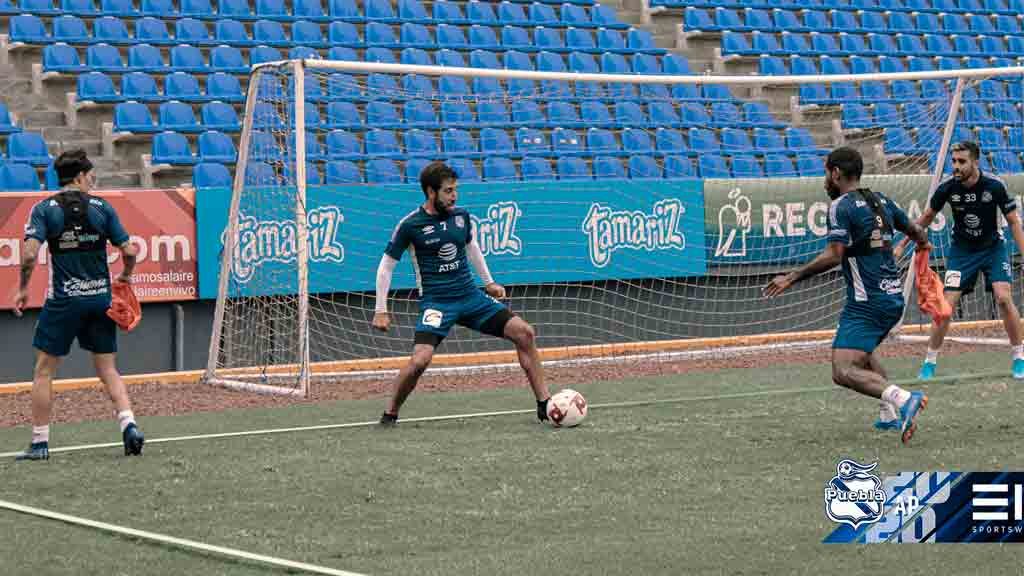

{"left": 825, "top": 177, "right": 842, "bottom": 201}
{"left": 433, "top": 197, "right": 451, "bottom": 217}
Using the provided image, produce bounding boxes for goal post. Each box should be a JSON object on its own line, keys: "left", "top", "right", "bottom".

{"left": 202, "top": 59, "right": 1024, "bottom": 396}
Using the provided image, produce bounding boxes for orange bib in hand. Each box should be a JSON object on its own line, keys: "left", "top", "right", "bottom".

{"left": 915, "top": 247, "right": 952, "bottom": 326}
{"left": 106, "top": 280, "right": 141, "bottom": 331}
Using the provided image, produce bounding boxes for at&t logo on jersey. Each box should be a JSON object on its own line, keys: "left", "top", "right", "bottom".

{"left": 824, "top": 459, "right": 886, "bottom": 529}
{"left": 471, "top": 201, "right": 523, "bottom": 257}
{"left": 582, "top": 198, "right": 686, "bottom": 268}
{"left": 228, "top": 206, "right": 344, "bottom": 283}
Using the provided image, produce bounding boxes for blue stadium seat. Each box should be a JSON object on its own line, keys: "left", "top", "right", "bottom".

{"left": 753, "top": 128, "right": 786, "bottom": 153}
{"left": 743, "top": 102, "right": 783, "bottom": 128}
{"left": 764, "top": 154, "right": 795, "bottom": 177}
{"left": 293, "top": 21, "right": 328, "bottom": 47}
{"left": 759, "top": 56, "right": 788, "bottom": 76}
{"left": 125, "top": 44, "right": 164, "bottom": 73}
{"left": 134, "top": 17, "right": 173, "bottom": 46}
{"left": 535, "top": 27, "right": 565, "bottom": 52}
{"left": 560, "top": 3, "right": 591, "bottom": 28}
{"left": 842, "top": 103, "right": 872, "bottom": 129}
{"left": 521, "top": 157, "right": 554, "bottom": 181}
{"left": 483, "top": 157, "right": 517, "bottom": 181}
{"left": 283, "top": 161, "right": 322, "bottom": 186}
{"left": 655, "top": 128, "right": 686, "bottom": 155}
{"left": 165, "top": 72, "right": 206, "bottom": 102}
{"left": 77, "top": 72, "right": 119, "bottom": 103}
{"left": 993, "top": 151, "right": 1023, "bottom": 174}
{"left": 295, "top": 0, "right": 327, "bottom": 20}
{"left": 979, "top": 127, "right": 1007, "bottom": 151}
{"left": 518, "top": 127, "right": 551, "bottom": 155}
{"left": 168, "top": 45, "right": 206, "bottom": 74}
{"left": 324, "top": 101, "right": 361, "bottom": 130}
{"left": 21, "top": 0, "right": 58, "bottom": 15}
{"left": 51, "top": 15, "right": 89, "bottom": 44}
{"left": 158, "top": 101, "right": 201, "bottom": 133}
{"left": 1, "top": 164, "right": 41, "bottom": 191}
{"left": 207, "top": 73, "right": 244, "bottom": 102}
{"left": 447, "top": 157, "right": 479, "bottom": 181}
{"left": 250, "top": 130, "right": 284, "bottom": 162}
{"left": 365, "top": 47, "right": 397, "bottom": 64}
{"left": 245, "top": 162, "right": 279, "bottom": 187}
{"left": 499, "top": 1, "right": 530, "bottom": 26}
{"left": 699, "top": 154, "right": 729, "bottom": 178}
{"left": 710, "top": 102, "right": 741, "bottom": 128}
{"left": 256, "top": 0, "right": 289, "bottom": 20}
{"left": 404, "top": 128, "right": 438, "bottom": 157}
{"left": 648, "top": 102, "right": 681, "bottom": 129}
{"left": 113, "top": 102, "right": 156, "bottom": 133}
{"left": 552, "top": 127, "right": 582, "bottom": 155}
{"left": 216, "top": 20, "right": 254, "bottom": 47}
{"left": 398, "top": 0, "right": 430, "bottom": 23}
{"left": 664, "top": 155, "right": 695, "bottom": 178}
{"left": 549, "top": 101, "right": 584, "bottom": 128}
{"left": 400, "top": 100, "right": 434, "bottom": 128}
{"left": 501, "top": 25, "right": 531, "bottom": 51}
{"left": 437, "top": 24, "right": 470, "bottom": 49}
{"left": 591, "top": 4, "right": 626, "bottom": 29}
{"left": 468, "top": 0, "right": 498, "bottom": 25}
{"left": 434, "top": 0, "right": 467, "bottom": 23}
{"left": 200, "top": 102, "right": 240, "bottom": 132}
{"left": 151, "top": 131, "right": 196, "bottom": 165}
{"left": 366, "top": 101, "right": 402, "bottom": 129}
{"left": 587, "top": 128, "right": 619, "bottom": 155}
{"left": 252, "top": 102, "right": 284, "bottom": 130}
{"left": 689, "top": 128, "right": 719, "bottom": 154}
{"left": 481, "top": 128, "right": 515, "bottom": 155}
{"left": 721, "top": 128, "right": 752, "bottom": 152}
{"left": 329, "top": 0, "right": 363, "bottom": 21}
{"left": 401, "top": 22, "right": 434, "bottom": 49}
{"left": 219, "top": 0, "right": 254, "bottom": 19}
{"left": 365, "top": 0, "right": 398, "bottom": 21}
{"left": 614, "top": 101, "right": 646, "bottom": 127}
{"left": 365, "top": 129, "right": 402, "bottom": 158}
{"left": 510, "top": 101, "right": 544, "bottom": 128}
{"left": 121, "top": 72, "right": 162, "bottom": 102}
{"left": 884, "top": 127, "right": 915, "bottom": 155}
{"left": 44, "top": 44, "right": 88, "bottom": 74}
{"left": 93, "top": 17, "right": 131, "bottom": 45}
{"left": 193, "top": 163, "right": 232, "bottom": 189}
{"left": 175, "top": 19, "right": 212, "bottom": 46}
{"left": 557, "top": 156, "right": 591, "bottom": 180}
{"left": 796, "top": 154, "right": 821, "bottom": 176}
{"left": 403, "top": 158, "right": 429, "bottom": 183}
{"left": 440, "top": 100, "right": 473, "bottom": 127}
{"left": 731, "top": 155, "right": 763, "bottom": 178}
{"left": 63, "top": 0, "right": 99, "bottom": 15}
{"left": 628, "top": 155, "right": 660, "bottom": 179}
{"left": 531, "top": 2, "right": 559, "bottom": 26}
{"left": 679, "top": 103, "right": 710, "bottom": 128}
{"left": 442, "top": 128, "right": 478, "bottom": 157}
{"left": 197, "top": 130, "right": 237, "bottom": 163}
{"left": 622, "top": 128, "right": 653, "bottom": 155}
{"left": 328, "top": 46, "right": 358, "bottom": 62}
{"left": 326, "top": 130, "right": 361, "bottom": 159}
{"left": 328, "top": 22, "right": 361, "bottom": 47}
{"left": 180, "top": 0, "right": 212, "bottom": 17}
{"left": 477, "top": 101, "right": 509, "bottom": 126}
{"left": 594, "top": 156, "right": 625, "bottom": 179}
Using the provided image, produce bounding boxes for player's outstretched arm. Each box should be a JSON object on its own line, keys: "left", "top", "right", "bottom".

{"left": 13, "top": 238, "right": 41, "bottom": 317}
{"left": 763, "top": 242, "right": 845, "bottom": 297}
{"left": 466, "top": 239, "right": 504, "bottom": 298}
{"left": 373, "top": 254, "right": 398, "bottom": 331}
{"left": 894, "top": 207, "right": 936, "bottom": 259}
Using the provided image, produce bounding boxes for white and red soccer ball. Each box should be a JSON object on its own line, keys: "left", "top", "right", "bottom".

{"left": 546, "top": 389, "right": 587, "bottom": 427}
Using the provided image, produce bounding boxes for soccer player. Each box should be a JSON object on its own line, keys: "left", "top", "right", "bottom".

{"left": 764, "top": 147, "right": 930, "bottom": 444}
{"left": 12, "top": 150, "right": 144, "bottom": 460}
{"left": 896, "top": 141, "right": 1024, "bottom": 380}
{"left": 372, "top": 161, "right": 551, "bottom": 424}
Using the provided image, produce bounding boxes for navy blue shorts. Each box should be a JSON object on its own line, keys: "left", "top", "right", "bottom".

{"left": 944, "top": 240, "right": 1012, "bottom": 293}
{"left": 416, "top": 290, "right": 508, "bottom": 340}
{"left": 33, "top": 298, "right": 117, "bottom": 357}
{"left": 833, "top": 302, "right": 904, "bottom": 354}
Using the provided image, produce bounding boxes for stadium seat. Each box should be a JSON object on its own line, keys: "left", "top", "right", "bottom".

{"left": 403, "top": 100, "right": 437, "bottom": 128}
{"left": 180, "top": 0, "right": 213, "bottom": 18}
{"left": 220, "top": 0, "right": 254, "bottom": 19}
{"left": 993, "top": 151, "right": 1023, "bottom": 174}
{"left": 94, "top": 17, "right": 132, "bottom": 45}
{"left": 52, "top": 15, "right": 89, "bottom": 44}
{"left": 552, "top": 127, "right": 582, "bottom": 155}
{"left": 158, "top": 101, "right": 201, "bottom": 133}
{"left": 151, "top": 131, "right": 196, "bottom": 165}
{"left": 511, "top": 101, "right": 544, "bottom": 128}
{"left": 557, "top": 156, "right": 591, "bottom": 180}
{"left": 398, "top": 0, "right": 430, "bottom": 23}
{"left": 550, "top": 101, "right": 584, "bottom": 128}
{"left": 404, "top": 128, "right": 439, "bottom": 157}
{"left": 192, "top": 163, "right": 232, "bottom": 189}
{"left": 753, "top": 128, "right": 786, "bottom": 153}
{"left": 731, "top": 155, "right": 763, "bottom": 178}
{"left": 796, "top": 154, "right": 821, "bottom": 176}
{"left": 403, "top": 158, "right": 430, "bottom": 183}
{"left": 481, "top": 128, "right": 515, "bottom": 156}
{"left": 175, "top": 19, "right": 212, "bottom": 46}
{"left": 365, "top": 129, "right": 402, "bottom": 157}
{"left": 197, "top": 130, "right": 237, "bottom": 163}
{"left": 200, "top": 102, "right": 240, "bottom": 132}
{"left": 136, "top": 17, "right": 173, "bottom": 46}
{"left": 628, "top": 155, "right": 661, "bottom": 179}
{"left": 325, "top": 160, "right": 362, "bottom": 183}
{"left": 114, "top": 101, "right": 157, "bottom": 132}
{"left": 664, "top": 155, "right": 695, "bottom": 178}
{"left": 1, "top": 164, "right": 41, "bottom": 191}
{"left": 207, "top": 73, "right": 244, "bottom": 102}
{"left": 622, "top": 128, "right": 654, "bottom": 155}
{"left": 245, "top": 162, "right": 278, "bottom": 186}
{"left": 483, "top": 156, "right": 517, "bottom": 181}
{"left": 699, "top": 154, "right": 729, "bottom": 178}
{"left": 587, "top": 128, "right": 619, "bottom": 155}
{"left": 365, "top": 0, "right": 398, "bottom": 21}
{"left": 764, "top": 154, "right": 795, "bottom": 177}
{"left": 441, "top": 101, "right": 474, "bottom": 128}
{"left": 216, "top": 20, "right": 255, "bottom": 47}
{"left": 256, "top": 0, "right": 289, "bottom": 20}
{"left": 77, "top": 72, "right": 119, "bottom": 103}
{"left": 442, "top": 129, "right": 479, "bottom": 157}
{"left": 593, "top": 156, "right": 625, "bottom": 179}
{"left": 518, "top": 127, "right": 552, "bottom": 155}
{"left": 521, "top": 157, "right": 554, "bottom": 181}
{"left": 476, "top": 101, "right": 509, "bottom": 126}
{"left": 44, "top": 44, "right": 88, "bottom": 74}
{"left": 366, "top": 159, "right": 402, "bottom": 183}
{"left": 63, "top": 0, "right": 99, "bottom": 15}
{"left": 250, "top": 130, "right": 284, "bottom": 162}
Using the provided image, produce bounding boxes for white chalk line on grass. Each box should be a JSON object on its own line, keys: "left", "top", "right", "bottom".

{"left": 0, "top": 499, "right": 368, "bottom": 576}
{"left": 0, "top": 369, "right": 1005, "bottom": 460}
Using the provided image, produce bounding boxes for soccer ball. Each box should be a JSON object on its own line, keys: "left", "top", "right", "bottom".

{"left": 546, "top": 389, "right": 587, "bottom": 428}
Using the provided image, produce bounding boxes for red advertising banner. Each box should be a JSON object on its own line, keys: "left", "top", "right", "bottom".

{"left": 0, "top": 188, "right": 198, "bottom": 309}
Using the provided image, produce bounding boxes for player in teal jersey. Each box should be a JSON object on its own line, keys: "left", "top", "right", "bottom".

{"left": 896, "top": 141, "right": 1024, "bottom": 380}
{"left": 13, "top": 150, "right": 144, "bottom": 460}
{"left": 372, "top": 162, "right": 551, "bottom": 424}
{"left": 764, "top": 147, "right": 931, "bottom": 444}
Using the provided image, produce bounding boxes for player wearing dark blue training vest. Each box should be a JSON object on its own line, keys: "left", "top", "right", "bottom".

{"left": 372, "top": 161, "right": 551, "bottom": 425}
{"left": 764, "top": 147, "right": 930, "bottom": 445}
{"left": 12, "top": 150, "right": 144, "bottom": 461}
{"left": 901, "top": 140, "right": 1024, "bottom": 381}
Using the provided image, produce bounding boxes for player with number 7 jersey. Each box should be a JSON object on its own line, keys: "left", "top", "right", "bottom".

{"left": 370, "top": 162, "right": 552, "bottom": 426}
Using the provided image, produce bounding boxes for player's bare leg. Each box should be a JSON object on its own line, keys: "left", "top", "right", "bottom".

{"left": 93, "top": 353, "right": 144, "bottom": 455}
{"left": 991, "top": 281, "right": 1024, "bottom": 378}
{"left": 920, "top": 290, "right": 962, "bottom": 379}
{"left": 382, "top": 343, "right": 435, "bottom": 423}
{"left": 502, "top": 317, "right": 551, "bottom": 421}
{"left": 17, "top": 351, "right": 59, "bottom": 460}
{"left": 833, "top": 349, "right": 926, "bottom": 444}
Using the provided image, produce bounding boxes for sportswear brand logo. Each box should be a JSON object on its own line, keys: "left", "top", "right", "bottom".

{"left": 582, "top": 199, "right": 686, "bottom": 268}
{"left": 825, "top": 459, "right": 886, "bottom": 529}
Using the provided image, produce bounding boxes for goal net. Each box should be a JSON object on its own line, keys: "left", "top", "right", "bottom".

{"left": 202, "top": 59, "right": 1024, "bottom": 396}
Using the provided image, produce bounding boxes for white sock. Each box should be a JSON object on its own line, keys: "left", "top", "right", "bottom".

{"left": 31, "top": 425, "right": 49, "bottom": 444}
{"left": 882, "top": 385, "right": 912, "bottom": 409}
{"left": 1013, "top": 344, "right": 1024, "bottom": 360}
{"left": 925, "top": 348, "right": 939, "bottom": 364}
{"left": 879, "top": 401, "right": 898, "bottom": 422}
{"left": 117, "top": 410, "right": 136, "bottom": 433}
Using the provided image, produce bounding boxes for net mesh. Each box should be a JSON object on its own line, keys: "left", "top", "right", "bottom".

{"left": 204, "top": 61, "right": 1024, "bottom": 394}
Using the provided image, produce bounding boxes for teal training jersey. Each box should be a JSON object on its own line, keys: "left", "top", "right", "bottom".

{"left": 827, "top": 190, "right": 910, "bottom": 308}
{"left": 385, "top": 206, "right": 477, "bottom": 300}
